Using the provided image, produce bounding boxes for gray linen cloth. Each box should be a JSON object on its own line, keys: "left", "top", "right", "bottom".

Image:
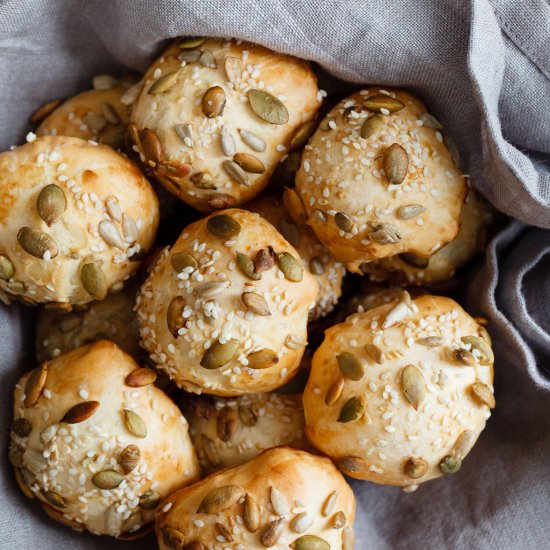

{"left": 1, "top": 0, "right": 549, "bottom": 548}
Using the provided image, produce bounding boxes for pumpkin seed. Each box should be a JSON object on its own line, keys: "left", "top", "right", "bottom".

{"left": 202, "top": 86, "right": 226, "bottom": 118}
{"left": 325, "top": 376, "right": 344, "bottom": 406}
{"left": 92, "top": 470, "right": 124, "bottom": 489}
{"left": 201, "top": 434, "right": 220, "bottom": 467}
{"left": 247, "top": 348, "right": 279, "bottom": 369}
{"left": 360, "top": 114, "right": 384, "bottom": 139}
{"left": 289, "top": 119, "right": 316, "bottom": 151}
{"left": 30, "top": 99, "right": 63, "bottom": 124}
{"left": 238, "top": 404, "right": 258, "bottom": 427}
{"left": 93, "top": 74, "right": 118, "bottom": 90}
{"left": 223, "top": 159, "right": 249, "bottom": 185}
{"left": 278, "top": 217, "right": 301, "bottom": 247}
{"left": 417, "top": 336, "right": 444, "bottom": 347}
{"left": 338, "top": 396, "right": 367, "bottom": 423}
{"left": 270, "top": 485, "right": 289, "bottom": 515}
{"left": 178, "top": 37, "right": 207, "bottom": 49}
{"left": 277, "top": 252, "right": 303, "bottom": 282}
{"left": 365, "top": 343, "right": 385, "bottom": 364}
{"left": 61, "top": 401, "right": 100, "bottom": 424}
{"left": 404, "top": 456, "right": 428, "bottom": 479}
{"left": 248, "top": 89, "right": 289, "bottom": 125}
{"left": 363, "top": 94, "right": 405, "bottom": 113}
{"left": 260, "top": 518, "right": 284, "bottom": 547}
{"left": 368, "top": 223, "right": 402, "bottom": 245}
{"left": 37, "top": 184, "right": 66, "bottom": 226}
{"left": 399, "top": 253, "right": 429, "bottom": 268}
{"left": 234, "top": 152, "right": 265, "bottom": 174}
{"left": 335, "top": 212, "right": 353, "bottom": 232}
{"left": 243, "top": 494, "right": 260, "bottom": 532}
{"left": 290, "top": 535, "right": 330, "bottom": 550}
{"left": 171, "top": 252, "right": 197, "bottom": 272}
{"left": 125, "top": 368, "right": 157, "bottom": 387}
{"left": 201, "top": 339, "right": 239, "bottom": 369}
{"left": 454, "top": 348, "right": 476, "bottom": 365}
{"left": 453, "top": 429, "right": 477, "bottom": 458}
{"left": 217, "top": 408, "right": 238, "bottom": 442}
{"left": 207, "top": 214, "right": 241, "bottom": 239}
{"left": 199, "top": 49, "right": 216, "bottom": 69}
{"left": 42, "top": 490, "right": 66, "bottom": 509}
{"left": 336, "top": 456, "right": 366, "bottom": 472}
{"left": 239, "top": 128, "right": 266, "bottom": 152}
{"left": 197, "top": 484, "right": 244, "bottom": 513}
{"left": 80, "top": 262, "right": 107, "bottom": 299}
{"left": 322, "top": 490, "right": 338, "bottom": 517}
{"left": 384, "top": 143, "right": 409, "bottom": 185}
{"left": 242, "top": 291, "right": 270, "bottom": 316}
{"left": 337, "top": 352, "right": 365, "bottom": 381}
{"left": 255, "top": 248, "right": 275, "bottom": 272}
{"left": 397, "top": 204, "right": 426, "bottom": 220}
{"left": 420, "top": 112, "right": 443, "bottom": 129}
{"left": 123, "top": 409, "right": 147, "bottom": 438}
{"left": 224, "top": 56, "right": 242, "bottom": 85}
{"left": 220, "top": 126, "right": 236, "bottom": 157}
{"left": 309, "top": 257, "right": 324, "bottom": 275}
{"left": 12, "top": 418, "right": 32, "bottom": 437}
{"left": 236, "top": 252, "right": 261, "bottom": 280}
{"left": 24, "top": 362, "right": 48, "bottom": 407}
{"left": 471, "top": 380, "right": 495, "bottom": 409}
{"left": 283, "top": 187, "right": 307, "bottom": 223}
{"left": 0, "top": 255, "right": 14, "bottom": 281}
{"left": 97, "top": 120, "right": 124, "bottom": 148}
{"left": 461, "top": 335, "right": 494, "bottom": 365}
{"left": 141, "top": 128, "right": 162, "bottom": 163}
{"left": 98, "top": 220, "right": 125, "bottom": 250}
{"left": 139, "top": 489, "right": 161, "bottom": 510}
{"left": 292, "top": 512, "right": 313, "bottom": 534}
{"left": 195, "top": 281, "right": 229, "bottom": 300}
{"left": 439, "top": 455, "right": 462, "bottom": 474}
{"left": 105, "top": 195, "right": 122, "bottom": 222}
{"left": 119, "top": 444, "right": 141, "bottom": 473}
{"left": 333, "top": 511, "right": 346, "bottom": 529}
{"left": 166, "top": 296, "right": 186, "bottom": 338}
{"left": 175, "top": 123, "right": 194, "bottom": 147}
{"left": 17, "top": 227, "right": 58, "bottom": 259}
{"left": 402, "top": 364, "right": 425, "bottom": 410}
{"left": 162, "top": 527, "right": 185, "bottom": 550}
{"left": 148, "top": 71, "right": 178, "bottom": 94}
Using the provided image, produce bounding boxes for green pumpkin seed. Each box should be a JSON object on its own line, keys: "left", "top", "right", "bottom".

{"left": 471, "top": 380, "right": 495, "bottom": 409}
{"left": 290, "top": 535, "right": 330, "bottom": 550}
{"left": 29, "top": 99, "right": 63, "bottom": 124}
{"left": 248, "top": 89, "right": 289, "bottom": 125}
{"left": 162, "top": 527, "right": 185, "bottom": 550}
{"left": 139, "top": 489, "right": 161, "bottom": 510}
{"left": 454, "top": 348, "right": 476, "bottom": 365}
{"left": 42, "top": 490, "right": 66, "bottom": 508}
{"left": 242, "top": 291, "right": 270, "bottom": 316}
{"left": 383, "top": 143, "right": 409, "bottom": 185}
{"left": 402, "top": 364, "right": 425, "bottom": 410}
{"left": 336, "top": 456, "right": 366, "bottom": 472}
{"left": 12, "top": 418, "right": 32, "bottom": 438}
{"left": 61, "top": 401, "right": 100, "bottom": 424}
{"left": 171, "top": 252, "right": 197, "bottom": 272}
{"left": 175, "top": 123, "right": 194, "bottom": 147}
{"left": 399, "top": 253, "right": 429, "bottom": 268}
{"left": 207, "top": 214, "right": 241, "bottom": 239}
{"left": 17, "top": 227, "right": 58, "bottom": 259}
{"left": 224, "top": 56, "right": 242, "bottom": 85}
{"left": 278, "top": 217, "right": 301, "bottom": 247}
{"left": 360, "top": 113, "right": 384, "bottom": 139}
{"left": 417, "top": 336, "right": 444, "bottom": 347}
{"left": 199, "top": 49, "right": 216, "bottom": 69}
{"left": 238, "top": 128, "right": 266, "bottom": 152}
{"left": 123, "top": 409, "right": 147, "bottom": 438}
{"left": 202, "top": 86, "right": 226, "bottom": 118}
{"left": 335, "top": 212, "right": 353, "bottom": 232}
{"left": 397, "top": 204, "right": 426, "bottom": 220}
{"left": 201, "top": 339, "right": 239, "bottom": 369}
{"left": 233, "top": 152, "right": 265, "bottom": 174}
{"left": 222, "top": 159, "right": 249, "bottom": 186}
{"left": 166, "top": 296, "right": 186, "bottom": 338}
{"left": 178, "top": 37, "right": 207, "bottom": 49}
{"left": 277, "top": 252, "right": 303, "bottom": 282}
{"left": 365, "top": 343, "right": 385, "bottom": 364}
{"left": 92, "top": 470, "right": 124, "bottom": 489}
{"left": 197, "top": 484, "right": 244, "bottom": 513}
{"left": 247, "top": 348, "right": 279, "bottom": 369}
{"left": 148, "top": 71, "right": 179, "bottom": 94}
{"left": 0, "top": 255, "right": 14, "bottom": 281}
{"left": 363, "top": 94, "right": 405, "bottom": 113}
{"left": 337, "top": 352, "right": 365, "bottom": 381}
{"left": 37, "top": 184, "right": 66, "bottom": 226}
{"left": 260, "top": 518, "right": 284, "bottom": 547}
{"left": 289, "top": 119, "right": 316, "bottom": 151}
{"left": 24, "top": 362, "right": 48, "bottom": 407}
{"left": 439, "top": 455, "right": 462, "bottom": 474}
{"left": 237, "top": 251, "right": 261, "bottom": 280}
{"left": 119, "top": 444, "right": 141, "bottom": 473}
{"left": 325, "top": 376, "right": 344, "bottom": 406}
{"left": 238, "top": 405, "right": 258, "bottom": 427}
{"left": 403, "top": 456, "right": 428, "bottom": 479}
{"left": 461, "top": 335, "right": 494, "bottom": 365}
{"left": 368, "top": 223, "right": 402, "bottom": 245}
{"left": 338, "top": 396, "right": 367, "bottom": 423}
{"left": 80, "top": 262, "right": 107, "bottom": 299}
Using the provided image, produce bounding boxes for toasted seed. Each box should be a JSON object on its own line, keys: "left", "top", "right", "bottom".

{"left": 222, "top": 159, "right": 249, "bottom": 185}
{"left": 404, "top": 456, "right": 428, "bottom": 479}
{"left": 335, "top": 212, "right": 353, "bottom": 232}
{"left": 260, "top": 518, "right": 284, "bottom": 547}
{"left": 283, "top": 186, "right": 307, "bottom": 223}
{"left": 368, "top": 223, "right": 402, "bottom": 245}
{"left": 61, "top": 401, "right": 100, "bottom": 424}
{"left": 333, "top": 511, "right": 346, "bottom": 529}
{"left": 278, "top": 217, "right": 301, "bottom": 247}
{"left": 167, "top": 296, "right": 186, "bottom": 338}
{"left": 214, "top": 522, "right": 233, "bottom": 542}
{"left": 454, "top": 348, "right": 476, "bottom": 365}
{"left": 420, "top": 112, "right": 443, "bottom": 129}
{"left": 162, "top": 527, "right": 185, "bottom": 550}
{"left": 178, "top": 37, "right": 207, "bottom": 49}
{"left": 100, "top": 102, "right": 120, "bottom": 125}
{"left": 15, "top": 468, "right": 34, "bottom": 499}
{"left": 290, "top": 535, "right": 330, "bottom": 550}
{"left": 207, "top": 214, "right": 241, "bottom": 240}
{"left": 17, "top": 227, "right": 58, "bottom": 259}
{"left": 93, "top": 74, "right": 118, "bottom": 90}
{"left": 398, "top": 253, "right": 429, "bottom": 269}
{"left": 364, "top": 94, "right": 405, "bottom": 113}
{"left": 248, "top": 89, "right": 289, "bottom": 125}
{"left": 175, "top": 123, "right": 194, "bottom": 147}
{"left": 208, "top": 193, "right": 236, "bottom": 210}
{"left": 24, "top": 362, "right": 48, "bottom": 407}
{"left": 439, "top": 455, "right": 462, "bottom": 474}
{"left": 238, "top": 405, "right": 258, "bottom": 427}
{"left": 289, "top": 119, "right": 316, "bottom": 151}
{"left": 92, "top": 470, "right": 124, "bottom": 489}
{"left": 177, "top": 51, "right": 201, "bottom": 64}
{"left": 224, "top": 56, "right": 242, "bottom": 85}
{"left": 105, "top": 195, "right": 122, "bottom": 222}
{"left": 216, "top": 408, "right": 238, "bottom": 442}
{"left": 277, "top": 252, "right": 303, "bottom": 282}
{"left": 365, "top": 343, "right": 385, "bottom": 364}
{"left": 201, "top": 339, "right": 239, "bottom": 369}
{"left": 197, "top": 485, "right": 244, "bottom": 513}
{"left": 233, "top": 253, "right": 260, "bottom": 281}
{"left": 141, "top": 128, "right": 162, "bottom": 163}
{"left": 255, "top": 248, "right": 275, "bottom": 273}
{"left": 8, "top": 446, "right": 24, "bottom": 467}
{"left": 292, "top": 512, "right": 314, "bottom": 534}
{"left": 238, "top": 128, "right": 266, "bottom": 152}
{"left": 98, "top": 120, "right": 127, "bottom": 148}
{"left": 461, "top": 335, "right": 494, "bottom": 365}
{"left": 42, "top": 490, "right": 66, "bottom": 509}
{"left": 417, "top": 336, "right": 444, "bottom": 347}
{"left": 137, "top": 490, "right": 161, "bottom": 511}
{"left": 453, "top": 429, "right": 477, "bottom": 458}
{"left": 247, "top": 348, "right": 279, "bottom": 369}
{"left": 360, "top": 114, "right": 384, "bottom": 139}
{"left": 336, "top": 456, "right": 366, "bottom": 472}
{"left": 338, "top": 396, "right": 367, "bottom": 423}
{"left": 471, "top": 380, "right": 495, "bottom": 409}
{"left": 12, "top": 418, "right": 32, "bottom": 437}
{"left": 148, "top": 71, "right": 178, "bottom": 94}
{"left": 397, "top": 204, "right": 426, "bottom": 220}
{"left": 37, "top": 184, "right": 66, "bottom": 226}
{"left": 285, "top": 333, "right": 307, "bottom": 350}
{"left": 0, "top": 255, "right": 14, "bottom": 281}
{"left": 477, "top": 324, "right": 492, "bottom": 346}
{"left": 195, "top": 281, "right": 229, "bottom": 300}
{"left": 202, "top": 86, "right": 226, "bottom": 118}
{"left": 243, "top": 494, "right": 260, "bottom": 532}
{"left": 323, "top": 490, "right": 338, "bottom": 517}
{"left": 80, "top": 262, "right": 107, "bottom": 299}
{"left": 234, "top": 152, "right": 265, "bottom": 174}
{"left": 337, "top": 352, "right": 365, "bottom": 381}
{"left": 125, "top": 368, "right": 157, "bottom": 388}
{"left": 171, "top": 252, "right": 197, "bottom": 272}
{"left": 189, "top": 171, "right": 216, "bottom": 190}
{"left": 30, "top": 99, "right": 63, "bottom": 124}
{"left": 402, "top": 364, "right": 425, "bottom": 410}
{"left": 307, "top": 257, "right": 323, "bottom": 275}
{"left": 120, "top": 82, "right": 143, "bottom": 106}
{"left": 242, "top": 292, "right": 270, "bottom": 316}
{"left": 201, "top": 434, "right": 220, "bottom": 467}
{"left": 199, "top": 49, "right": 216, "bottom": 69}
{"left": 384, "top": 143, "right": 409, "bottom": 185}
{"left": 325, "top": 376, "right": 344, "bottom": 406}
{"left": 220, "top": 126, "right": 236, "bottom": 157}
{"left": 270, "top": 486, "right": 289, "bottom": 515}
{"left": 98, "top": 220, "right": 125, "bottom": 250}
{"left": 119, "top": 444, "right": 141, "bottom": 473}
{"left": 123, "top": 409, "right": 147, "bottom": 438}
{"left": 309, "top": 209, "right": 327, "bottom": 224}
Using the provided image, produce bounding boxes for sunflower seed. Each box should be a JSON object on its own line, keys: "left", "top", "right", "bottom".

{"left": 216, "top": 408, "right": 238, "bottom": 442}
{"left": 98, "top": 220, "right": 124, "bottom": 250}
{"left": 248, "top": 89, "right": 289, "bottom": 125}
{"left": 234, "top": 152, "right": 265, "bottom": 174}
{"left": 141, "top": 128, "right": 162, "bottom": 163}
{"left": 202, "top": 86, "right": 226, "bottom": 118}
{"left": 322, "top": 490, "right": 338, "bottom": 516}
{"left": 260, "top": 518, "right": 284, "bottom": 547}
{"left": 368, "top": 223, "right": 402, "bottom": 245}
{"left": 360, "top": 113, "right": 384, "bottom": 139}
{"left": 224, "top": 56, "right": 242, "bottom": 85}
{"left": 29, "top": 99, "right": 63, "bottom": 124}
{"left": 137, "top": 489, "right": 160, "bottom": 510}
{"left": 171, "top": 252, "right": 197, "bottom": 272}
{"left": 220, "top": 126, "right": 236, "bottom": 157}
{"left": 24, "top": 362, "right": 48, "bottom": 407}
{"left": 197, "top": 485, "right": 245, "bottom": 513}
{"left": 363, "top": 94, "right": 405, "bottom": 113}
{"left": 178, "top": 37, "right": 207, "bottom": 49}
{"left": 399, "top": 253, "right": 429, "bottom": 268}
{"left": 92, "top": 470, "right": 124, "bottom": 489}
{"left": 125, "top": 368, "right": 157, "bottom": 387}
{"left": 238, "top": 405, "right": 258, "bottom": 427}
{"left": 119, "top": 444, "right": 141, "bottom": 473}
{"left": 23, "top": 448, "right": 47, "bottom": 470}
{"left": 337, "top": 352, "right": 365, "bottom": 381}
{"left": 404, "top": 456, "right": 428, "bottom": 479}
{"left": 61, "top": 401, "right": 100, "bottom": 424}
{"left": 325, "top": 376, "right": 344, "bottom": 406}
{"left": 461, "top": 335, "right": 494, "bottom": 365}
{"left": 242, "top": 494, "right": 260, "bottom": 532}
{"left": 195, "top": 281, "right": 229, "bottom": 300}
{"left": 397, "top": 204, "right": 426, "bottom": 220}
{"left": 80, "top": 262, "right": 107, "bottom": 299}
{"left": 0, "top": 255, "right": 14, "bottom": 281}
{"left": 42, "top": 490, "right": 66, "bottom": 509}
{"left": 365, "top": 343, "right": 385, "bottom": 364}
{"left": 148, "top": 71, "right": 178, "bottom": 94}
{"left": 285, "top": 333, "right": 307, "bottom": 350}
{"left": 384, "top": 143, "right": 409, "bottom": 185}
{"left": 277, "top": 252, "right": 303, "bottom": 282}
{"left": 93, "top": 74, "right": 118, "bottom": 90}
{"left": 420, "top": 112, "right": 443, "bottom": 129}
{"left": 336, "top": 456, "right": 366, "bottom": 472}
{"left": 439, "top": 455, "right": 462, "bottom": 474}
{"left": 120, "top": 82, "right": 142, "bottom": 106}
{"left": 123, "top": 409, "right": 147, "bottom": 438}
{"left": 201, "top": 339, "right": 239, "bottom": 369}
{"left": 333, "top": 511, "right": 346, "bottom": 529}
{"left": 222, "top": 159, "right": 249, "bottom": 185}
{"left": 242, "top": 292, "right": 270, "bottom": 316}
{"left": 402, "top": 364, "right": 425, "bottom": 410}
{"left": 17, "top": 228, "right": 58, "bottom": 259}
{"left": 289, "top": 119, "right": 316, "bottom": 151}
{"left": 335, "top": 212, "right": 353, "bottom": 232}
{"left": 128, "top": 122, "right": 141, "bottom": 148}
{"left": 199, "top": 49, "right": 216, "bottom": 69}
{"left": 247, "top": 348, "right": 279, "bottom": 369}
{"left": 417, "top": 336, "right": 444, "bottom": 347}
{"left": 239, "top": 128, "right": 266, "bottom": 152}
{"left": 166, "top": 296, "right": 186, "bottom": 338}
{"left": 207, "top": 214, "right": 241, "bottom": 240}
{"left": 201, "top": 434, "right": 220, "bottom": 467}
{"left": 37, "top": 184, "right": 66, "bottom": 226}
{"left": 338, "top": 396, "right": 367, "bottom": 423}
{"left": 105, "top": 195, "right": 122, "bottom": 222}
{"left": 278, "top": 217, "right": 301, "bottom": 247}
{"left": 162, "top": 527, "right": 185, "bottom": 550}
{"left": 100, "top": 102, "right": 120, "bottom": 125}
{"left": 175, "top": 123, "right": 194, "bottom": 147}
{"left": 471, "top": 380, "right": 495, "bottom": 409}
{"left": 454, "top": 348, "right": 476, "bottom": 365}
{"left": 12, "top": 418, "right": 32, "bottom": 437}
{"left": 270, "top": 485, "right": 289, "bottom": 515}
{"left": 292, "top": 512, "right": 313, "bottom": 534}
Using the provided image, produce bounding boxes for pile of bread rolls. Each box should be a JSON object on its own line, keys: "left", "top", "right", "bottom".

{"left": 4, "top": 37, "right": 497, "bottom": 548}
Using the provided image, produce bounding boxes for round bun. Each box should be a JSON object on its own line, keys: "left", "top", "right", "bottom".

{"left": 186, "top": 392, "right": 308, "bottom": 473}
{"left": 129, "top": 38, "right": 321, "bottom": 212}
{"left": 303, "top": 294, "right": 495, "bottom": 489}
{"left": 9, "top": 340, "right": 200, "bottom": 537}
{"left": 35, "top": 283, "right": 140, "bottom": 362}
{"left": 0, "top": 135, "right": 159, "bottom": 307}
{"left": 294, "top": 88, "right": 468, "bottom": 272}
{"left": 137, "top": 208, "right": 318, "bottom": 396}
{"left": 361, "top": 189, "right": 493, "bottom": 285}
{"left": 247, "top": 193, "right": 344, "bottom": 321}
{"left": 156, "top": 447, "right": 355, "bottom": 550}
